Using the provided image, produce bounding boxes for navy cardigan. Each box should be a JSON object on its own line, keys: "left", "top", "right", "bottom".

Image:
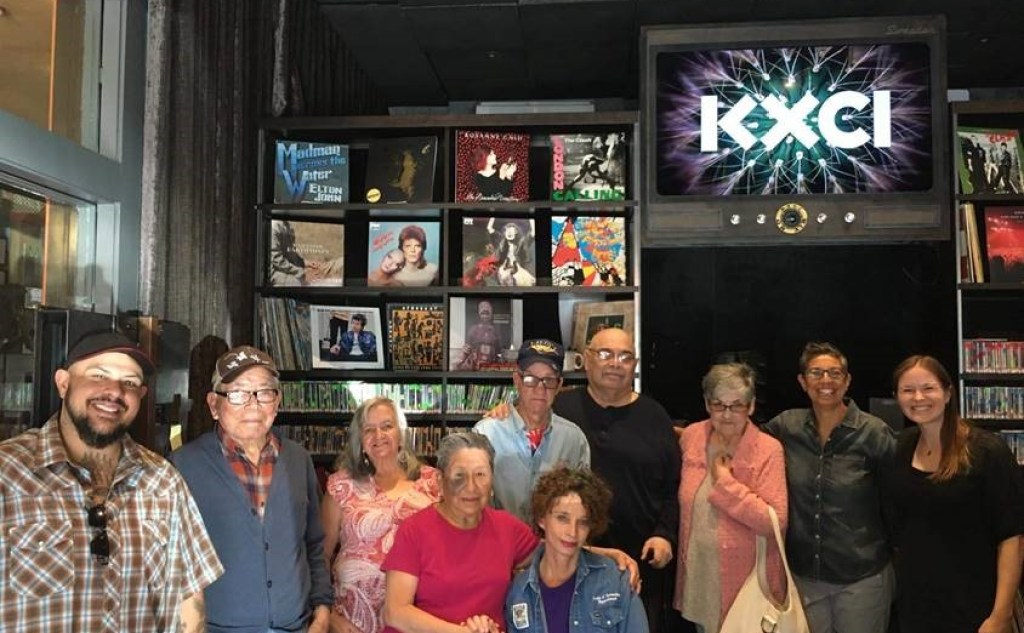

{"left": 171, "top": 431, "right": 332, "bottom": 633}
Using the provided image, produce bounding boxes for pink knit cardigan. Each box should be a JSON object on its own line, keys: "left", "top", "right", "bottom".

{"left": 673, "top": 419, "right": 789, "bottom": 622}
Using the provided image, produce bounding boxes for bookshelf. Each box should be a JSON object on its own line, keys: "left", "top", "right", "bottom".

{"left": 254, "top": 112, "right": 642, "bottom": 457}
{"left": 952, "top": 100, "right": 1024, "bottom": 464}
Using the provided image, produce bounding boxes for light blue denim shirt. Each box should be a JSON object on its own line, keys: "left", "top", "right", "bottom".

{"left": 505, "top": 547, "right": 648, "bottom": 633}
{"left": 474, "top": 408, "right": 590, "bottom": 523}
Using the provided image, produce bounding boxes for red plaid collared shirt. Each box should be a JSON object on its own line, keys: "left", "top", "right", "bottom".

{"left": 0, "top": 415, "right": 223, "bottom": 633}
{"left": 216, "top": 424, "right": 280, "bottom": 519}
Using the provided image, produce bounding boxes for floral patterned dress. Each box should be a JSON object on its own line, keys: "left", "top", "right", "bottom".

{"left": 326, "top": 466, "right": 441, "bottom": 633}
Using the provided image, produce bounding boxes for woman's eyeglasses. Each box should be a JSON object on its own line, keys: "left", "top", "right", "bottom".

{"left": 804, "top": 368, "right": 846, "bottom": 380}
{"left": 215, "top": 389, "right": 279, "bottom": 406}
{"left": 707, "top": 401, "right": 750, "bottom": 414}
{"left": 87, "top": 503, "right": 110, "bottom": 565}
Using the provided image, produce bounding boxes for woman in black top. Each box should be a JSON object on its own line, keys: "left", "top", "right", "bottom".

{"left": 884, "top": 355, "right": 1024, "bottom": 633}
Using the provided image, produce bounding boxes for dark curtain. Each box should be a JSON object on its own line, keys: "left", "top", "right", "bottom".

{"left": 140, "top": 0, "right": 386, "bottom": 347}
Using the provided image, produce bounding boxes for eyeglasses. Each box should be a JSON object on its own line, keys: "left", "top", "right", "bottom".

{"left": 215, "top": 389, "right": 279, "bottom": 406}
{"left": 87, "top": 503, "right": 110, "bottom": 565}
{"left": 707, "top": 401, "right": 750, "bottom": 414}
{"left": 520, "top": 374, "right": 561, "bottom": 390}
{"left": 587, "top": 348, "right": 636, "bottom": 364}
{"left": 804, "top": 368, "right": 846, "bottom": 380}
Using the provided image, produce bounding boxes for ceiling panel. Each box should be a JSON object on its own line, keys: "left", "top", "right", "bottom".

{"left": 319, "top": 0, "right": 1024, "bottom": 107}
{"left": 404, "top": 4, "right": 524, "bottom": 51}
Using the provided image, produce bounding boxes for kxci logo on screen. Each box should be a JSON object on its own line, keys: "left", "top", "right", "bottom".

{"left": 700, "top": 91, "right": 892, "bottom": 152}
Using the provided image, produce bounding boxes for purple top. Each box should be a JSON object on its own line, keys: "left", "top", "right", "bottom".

{"left": 540, "top": 575, "right": 574, "bottom": 633}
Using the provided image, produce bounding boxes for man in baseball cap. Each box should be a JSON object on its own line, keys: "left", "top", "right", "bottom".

{"left": 473, "top": 338, "right": 590, "bottom": 522}
{"left": 171, "top": 345, "right": 332, "bottom": 633}
{"left": 0, "top": 329, "right": 223, "bottom": 630}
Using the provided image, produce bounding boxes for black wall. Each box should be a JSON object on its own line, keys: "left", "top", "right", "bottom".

{"left": 640, "top": 241, "right": 958, "bottom": 424}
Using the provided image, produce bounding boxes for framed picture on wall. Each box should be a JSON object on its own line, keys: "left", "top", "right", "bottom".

{"left": 571, "top": 300, "right": 635, "bottom": 352}
{"left": 309, "top": 305, "right": 384, "bottom": 370}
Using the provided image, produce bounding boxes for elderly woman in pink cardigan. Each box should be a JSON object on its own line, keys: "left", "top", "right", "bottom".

{"left": 674, "top": 362, "right": 788, "bottom": 633}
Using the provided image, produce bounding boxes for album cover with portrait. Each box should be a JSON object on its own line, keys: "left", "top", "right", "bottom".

{"left": 955, "top": 127, "right": 1024, "bottom": 195}
{"left": 455, "top": 130, "right": 530, "bottom": 202}
{"left": 367, "top": 220, "right": 441, "bottom": 287}
{"left": 448, "top": 296, "right": 522, "bottom": 371}
{"left": 461, "top": 216, "right": 536, "bottom": 287}
{"left": 310, "top": 305, "right": 384, "bottom": 370}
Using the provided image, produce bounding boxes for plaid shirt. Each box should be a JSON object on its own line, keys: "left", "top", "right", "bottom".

{"left": 216, "top": 424, "right": 280, "bottom": 519}
{"left": 0, "top": 414, "right": 224, "bottom": 633}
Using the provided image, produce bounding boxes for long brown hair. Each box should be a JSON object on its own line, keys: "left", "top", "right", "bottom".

{"left": 892, "top": 355, "right": 971, "bottom": 481}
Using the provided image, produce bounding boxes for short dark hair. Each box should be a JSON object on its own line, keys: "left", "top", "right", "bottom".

{"left": 798, "top": 342, "right": 847, "bottom": 374}
{"left": 530, "top": 467, "right": 612, "bottom": 540}
{"left": 351, "top": 313, "right": 367, "bottom": 326}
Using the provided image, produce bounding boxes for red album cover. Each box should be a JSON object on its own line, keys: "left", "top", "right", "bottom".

{"left": 983, "top": 206, "right": 1024, "bottom": 283}
{"left": 455, "top": 130, "right": 530, "bottom": 202}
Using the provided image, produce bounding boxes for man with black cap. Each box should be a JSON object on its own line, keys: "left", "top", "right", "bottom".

{"left": 473, "top": 338, "right": 590, "bottom": 523}
{"left": 0, "top": 330, "right": 223, "bottom": 632}
{"left": 171, "top": 345, "right": 332, "bottom": 633}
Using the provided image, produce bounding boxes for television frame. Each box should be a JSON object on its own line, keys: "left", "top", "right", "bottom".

{"left": 641, "top": 16, "right": 949, "bottom": 245}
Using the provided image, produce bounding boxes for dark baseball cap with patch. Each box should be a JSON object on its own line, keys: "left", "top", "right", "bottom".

{"left": 65, "top": 331, "right": 156, "bottom": 376}
{"left": 517, "top": 338, "right": 564, "bottom": 374}
{"left": 213, "top": 346, "right": 279, "bottom": 385}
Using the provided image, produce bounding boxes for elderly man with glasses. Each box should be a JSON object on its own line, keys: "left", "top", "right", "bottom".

{"left": 0, "top": 330, "right": 223, "bottom": 632}
{"left": 474, "top": 338, "right": 590, "bottom": 523}
{"left": 764, "top": 342, "right": 897, "bottom": 633}
{"left": 171, "top": 345, "right": 332, "bottom": 633}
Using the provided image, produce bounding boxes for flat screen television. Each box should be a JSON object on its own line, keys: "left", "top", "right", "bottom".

{"left": 641, "top": 16, "right": 949, "bottom": 245}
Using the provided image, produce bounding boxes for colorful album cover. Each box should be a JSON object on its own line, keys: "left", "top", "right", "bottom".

{"left": 448, "top": 296, "right": 522, "bottom": 371}
{"left": 551, "top": 216, "right": 627, "bottom": 287}
{"left": 461, "top": 217, "right": 536, "bottom": 287}
{"left": 983, "top": 206, "right": 1024, "bottom": 283}
{"left": 267, "top": 220, "right": 345, "bottom": 287}
{"left": 364, "top": 137, "right": 438, "bottom": 204}
{"left": 955, "top": 127, "right": 1024, "bottom": 195}
{"left": 387, "top": 303, "right": 445, "bottom": 371}
{"left": 310, "top": 305, "right": 384, "bottom": 370}
{"left": 550, "top": 132, "right": 627, "bottom": 201}
{"left": 367, "top": 220, "right": 441, "bottom": 287}
{"left": 273, "top": 141, "right": 350, "bottom": 203}
{"left": 455, "top": 130, "right": 530, "bottom": 202}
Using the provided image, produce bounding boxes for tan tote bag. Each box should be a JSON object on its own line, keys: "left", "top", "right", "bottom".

{"left": 719, "top": 506, "right": 809, "bottom": 633}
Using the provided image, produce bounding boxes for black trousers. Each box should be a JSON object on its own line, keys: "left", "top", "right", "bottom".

{"left": 641, "top": 561, "right": 692, "bottom": 633}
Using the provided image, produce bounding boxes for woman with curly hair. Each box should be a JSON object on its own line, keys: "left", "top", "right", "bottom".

{"left": 505, "top": 467, "right": 648, "bottom": 633}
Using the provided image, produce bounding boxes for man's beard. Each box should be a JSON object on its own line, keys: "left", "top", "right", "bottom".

{"left": 67, "top": 399, "right": 131, "bottom": 448}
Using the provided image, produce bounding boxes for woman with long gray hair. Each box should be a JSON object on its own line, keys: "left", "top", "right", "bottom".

{"left": 321, "top": 397, "right": 440, "bottom": 633}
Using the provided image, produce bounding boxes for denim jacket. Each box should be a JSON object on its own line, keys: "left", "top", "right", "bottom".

{"left": 505, "top": 546, "right": 648, "bottom": 633}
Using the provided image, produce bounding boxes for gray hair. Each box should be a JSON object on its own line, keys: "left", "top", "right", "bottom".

{"left": 342, "top": 397, "right": 421, "bottom": 480}
{"left": 702, "top": 362, "right": 756, "bottom": 404}
{"left": 436, "top": 432, "right": 495, "bottom": 475}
